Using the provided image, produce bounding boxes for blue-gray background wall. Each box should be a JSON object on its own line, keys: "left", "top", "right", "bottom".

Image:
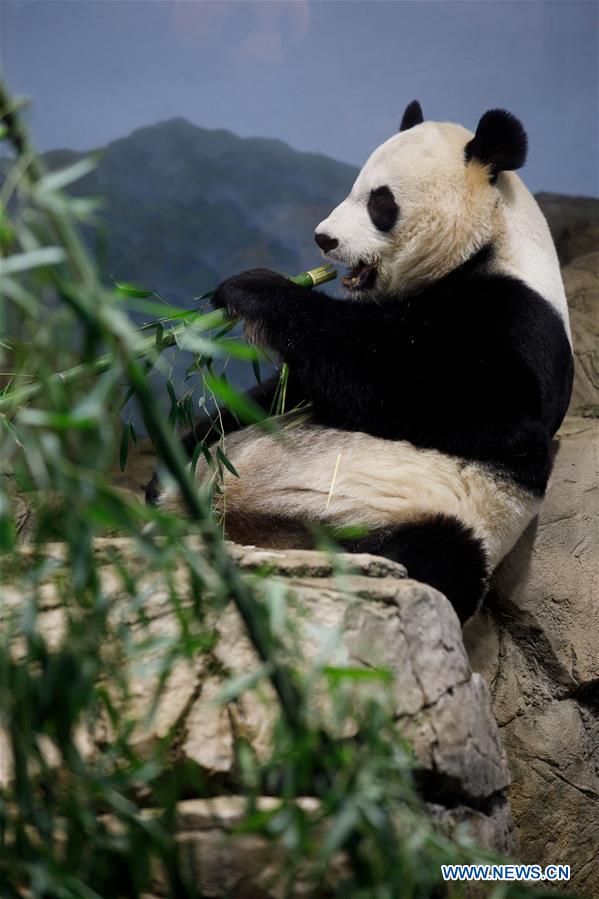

{"left": 3, "top": 0, "right": 598, "bottom": 196}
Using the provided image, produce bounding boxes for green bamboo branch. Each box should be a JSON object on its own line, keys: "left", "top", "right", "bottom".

{"left": 0, "top": 268, "right": 335, "bottom": 414}
{"left": 0, "top": 308, "right": 228, "bottom": 414}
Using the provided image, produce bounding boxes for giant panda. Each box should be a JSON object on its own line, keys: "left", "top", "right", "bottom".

{"left": 153, "top": 102, "right": 573, "bottom": 623}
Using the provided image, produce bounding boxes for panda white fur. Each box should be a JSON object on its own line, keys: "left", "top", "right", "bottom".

{"left": 152, "top": 102, "right": 573, "bottom": 623}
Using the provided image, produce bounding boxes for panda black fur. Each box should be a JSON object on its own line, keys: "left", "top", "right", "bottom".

{"left": 152, "top": 103, "right": 573, "bottom": 623}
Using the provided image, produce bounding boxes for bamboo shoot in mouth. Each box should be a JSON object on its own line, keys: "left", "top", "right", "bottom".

{"left": 290, "top": 264, "right": 337, "bottom": 289}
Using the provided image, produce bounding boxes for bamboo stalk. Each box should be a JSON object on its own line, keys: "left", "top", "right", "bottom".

{"left": 0, "top": 267, "right": 336, "bottom": 414}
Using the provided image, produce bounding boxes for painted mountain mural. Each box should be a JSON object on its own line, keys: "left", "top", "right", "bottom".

{"left": 45, "top": 117, "right": 358, "bottom": 305}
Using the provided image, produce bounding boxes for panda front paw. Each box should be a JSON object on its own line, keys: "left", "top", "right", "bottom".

{"left": 212, "top": 268, "right": 293, "bottom": 321}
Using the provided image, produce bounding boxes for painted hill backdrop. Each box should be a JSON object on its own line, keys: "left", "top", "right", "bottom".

{"left": 46, "top": 117, "right": 357, "bottom": 304}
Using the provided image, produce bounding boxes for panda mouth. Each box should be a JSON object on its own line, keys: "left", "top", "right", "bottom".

{"left": 341, "top": 260, "right": 378, "bottom": 292}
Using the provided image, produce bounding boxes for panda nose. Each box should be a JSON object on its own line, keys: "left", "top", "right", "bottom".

{"left": 314, "top": 232, "right": 338, "bottom": 253}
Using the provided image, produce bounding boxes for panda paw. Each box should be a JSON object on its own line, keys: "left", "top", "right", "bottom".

{"left": 212, "top": 268, "right": 295, "bottom": 321}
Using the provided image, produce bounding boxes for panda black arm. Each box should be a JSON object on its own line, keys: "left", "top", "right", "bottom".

{"left": 211, "top": 268, "right": 398, "bottom": 414}
{"left": 211, "top": 268, "right": 353, "bottom": 351}
{"left": 213, "top": 267, "right": 422, "bottom": 432}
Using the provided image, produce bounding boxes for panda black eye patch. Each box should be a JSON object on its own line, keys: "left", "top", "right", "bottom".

{"left": 367, "top": 186, "right": 399, "bottom": 232}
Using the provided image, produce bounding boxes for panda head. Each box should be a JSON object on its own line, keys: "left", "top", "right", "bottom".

{"left": 315, "top": 101, "right": 528, "bottom": 298}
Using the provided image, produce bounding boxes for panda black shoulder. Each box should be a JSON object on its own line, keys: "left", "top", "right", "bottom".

{"left": 418, "top": 259, "right": 574, "bottom": 438}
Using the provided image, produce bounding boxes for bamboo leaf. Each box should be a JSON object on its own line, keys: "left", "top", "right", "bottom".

{"left": 119, "top": 421, "right": 130, "bottom": 471}
{"left": 0, "top": 275, "right": 39, "bottom": 314}
{"left": 214, "top": 664, "right": 271, "bottom": 703}
{"left": 190, "top": 441, "right": 203, "bottom": 475}
{"left": 128, "top": 420, "right": 138, "bottom": 448}
{"left": 120, "top": 298, "right": 197, "bottom": 319}
{"left": 36, "top": 192, "right": 103, "bottom": 221}
{"left": 321, "top": 800, "right": 359, "bottom": 859}
{"left": 1, "top": 246, "right": 66, "bottom": 275}
{"left": 35, "top": 156, "right": 97, "bottom": 194}
{"left": 204, "top": 373, "right": 267, "bottom": 425}
{"left": 216, "top": 446, "right": 239, "bottom": 478}
{"left": 166, "top": 379, "right": 177, "bottom": 406}
{"left": 19, "top": 408, "right": 98, "bottom": 430}
{"left": 323, "top": 666, "right": 392, "bottom": 684}
{"left": 177, "top": 329, "right": 262, "bottom": 361}
{"left": 0, "top": 489, "right": 15, "bottom": 552}
{"left": 115, "top": 280, "right": 154, "bottom": 299}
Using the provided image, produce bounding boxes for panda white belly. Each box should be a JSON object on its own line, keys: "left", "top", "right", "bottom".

{"left": 161, "top": 421, "right": 540, "bottom": 572}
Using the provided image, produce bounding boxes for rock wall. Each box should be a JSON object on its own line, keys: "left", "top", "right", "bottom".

{"left": 562, "top": 251, "right": 599, "bottom": 418}
{"left": 536, "top": 193, "right": 599, "bottom": 266}
{"left": 465, "top": 418, "right": 598, "bottom": 896}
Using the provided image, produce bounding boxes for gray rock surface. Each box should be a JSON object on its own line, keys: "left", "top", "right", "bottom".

{"left": 564, "top": 251, "right": 599, "bottom": 418}
{"left": 3, "top": 540, "right": 515, "bottom": 898}
{"left": 465, "top": 417, "right": 599, "bottom": 896}
{"left": 147, "top": 796, "right": 337, "bottom": 899}
{"left": 536, "top": 193, "right": 599, "bottom": 265}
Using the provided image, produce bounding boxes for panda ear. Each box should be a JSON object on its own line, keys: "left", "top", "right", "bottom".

{"left": 399, "top": 100, "right": 424, "bottom": 132}
{"left": 465, "top": 109, "right": 528, "bottom": 176}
